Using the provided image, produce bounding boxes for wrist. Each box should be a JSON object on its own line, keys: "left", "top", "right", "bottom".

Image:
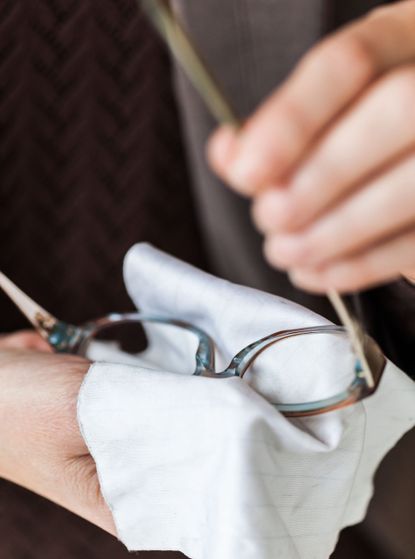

{"left": 0, "top": 353, "right": 90, "bottom": 488}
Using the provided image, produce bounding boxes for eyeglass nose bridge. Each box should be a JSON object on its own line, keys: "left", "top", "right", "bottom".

{"left": 76, "top": 312, "right": 218, "bottom": 375}
{"left": 222, "top": 325, "right": 346, "bottom": 379}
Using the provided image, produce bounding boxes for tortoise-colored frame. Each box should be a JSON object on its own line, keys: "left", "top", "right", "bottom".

{"left": 0, "top": 271, "right": 386, "bottom": 418}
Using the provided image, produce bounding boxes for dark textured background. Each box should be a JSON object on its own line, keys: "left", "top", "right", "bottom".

{"left": 0, "top": 0, "right": 207, "bottom": 331}
{"left": 0, "top": 2, "right": 413, "bottom": 559}
{"left": 0, "top": 1, "right": 203, "bottom": 557}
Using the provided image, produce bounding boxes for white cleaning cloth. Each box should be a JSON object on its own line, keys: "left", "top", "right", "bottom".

{"left": 78, "top": 243, "right": 415, "bottom": 559}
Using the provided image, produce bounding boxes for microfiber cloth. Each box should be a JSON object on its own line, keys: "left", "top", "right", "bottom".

{"left": 78, "top": 243, "right": 415, "bottom": 559}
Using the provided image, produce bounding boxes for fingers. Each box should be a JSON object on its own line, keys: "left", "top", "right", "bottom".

{"left": 257, "top": 66, "right": 415, "bottom": 233}
{"left": 208, "top": 1, "right": 415, "bottom": 194}
{"left": 260, "top": 151, "right": 415, "bottom": 270}
{"left": 0, "top": 330, "right": 52, "bottom": 351}
{"left": 288, "top": 228, "right": 415, "bottom": 293}
{"left": 206, "top": 2, "right": 415, "bottom": 293}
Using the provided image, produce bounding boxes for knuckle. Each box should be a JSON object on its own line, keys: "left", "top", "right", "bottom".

{"left": 300, "top": 232, "right": 321, "bottom": 260}
{"left": 334, "top": 35, "right": 376, "bottom": 80}
{"left": 278, "top": 96, "right": 315, "bottom": 141}
{"left": 367, "top": 4, "right": 394, "bottom": 22}
{"left": 313, "top": 34, "right": 376, "bottom": 88}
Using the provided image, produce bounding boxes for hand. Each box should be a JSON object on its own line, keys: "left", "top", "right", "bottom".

{"left": 208, "top": 0, "right": 415, "bottom": 293}
{"left": 0, "top": 331, "right": 115, "bottom": 535}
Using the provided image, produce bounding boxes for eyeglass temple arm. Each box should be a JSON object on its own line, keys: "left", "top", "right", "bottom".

{"left": 140, "top": 0, "right": 374, "bottom": 390}
{"left": 0, "top": 271, "right": 58, "bottom": 339}
{"left": 327, "top": 289, "right": 374, "bottom": 387}
{"left": 140, "top": 0, "right": 238, "bottom": 126}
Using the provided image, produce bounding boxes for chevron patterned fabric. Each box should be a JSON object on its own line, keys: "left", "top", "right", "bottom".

{"left": 0, "top": 0, "right": 204, "bottom": 557}
{"left": 0, "top": 0, "right": 206, "bottom": 331}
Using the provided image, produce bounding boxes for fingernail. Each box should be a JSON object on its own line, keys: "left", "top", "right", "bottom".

{"left": 207, "top": 125, "right": 238, "bottom": 172}
{"left": 253, "top": 189, "right": 294, "bottom": 232}
{"left": 228, "top": 153, "right": 264, "bottom": 194}
{"left": 265, "top": 235, "right": 307, "bottom": 267}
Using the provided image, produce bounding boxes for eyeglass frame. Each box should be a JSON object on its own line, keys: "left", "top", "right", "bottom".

{"left": 0, "top": 0, "right": 387, "bottom": 417}
{"left": 0, "top": 270, "right": 386, "bottom": 418}
{"left": 138, "top": 0, "right": 378, "bottom": 393}
{"left": 74, "top": 313, "right": 386, "bottom": 418}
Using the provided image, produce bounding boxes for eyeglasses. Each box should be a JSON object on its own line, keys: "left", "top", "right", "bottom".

{"left": 0, "top": 3, "right": 386, "bottom": 417}
{"left": 0, "top": 270, "right": 386, "bottom": 417}
{"left": 139, "top": 0, "right": 377, "bottom": 393}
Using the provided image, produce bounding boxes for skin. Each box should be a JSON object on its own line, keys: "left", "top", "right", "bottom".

{"left": 3, "top": 1, "right": 415, "bottom": 537}
{"left": 207, "top": 0, "right": 415, "bottom": 293}
{"left": 0, "top": 331, "right": 115, "bottom": 535}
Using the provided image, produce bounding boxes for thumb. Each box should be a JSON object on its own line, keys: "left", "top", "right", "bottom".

{"left": 0, "top": 330, "right": 52, "bottom": 352}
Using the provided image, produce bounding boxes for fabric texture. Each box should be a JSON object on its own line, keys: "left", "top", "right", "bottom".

{"left": 0, "top": 0, "right": 207, "bottom": 333}
{"left": 0, "top": 2, "right": 204, "bottom": 558}
{"left": 78, "top": 244, "right": 415, "bottom": 559}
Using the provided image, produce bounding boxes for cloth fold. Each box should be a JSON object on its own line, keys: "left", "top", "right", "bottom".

{"left": 78, "top": 243, "right": 415, "bottom": 559}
